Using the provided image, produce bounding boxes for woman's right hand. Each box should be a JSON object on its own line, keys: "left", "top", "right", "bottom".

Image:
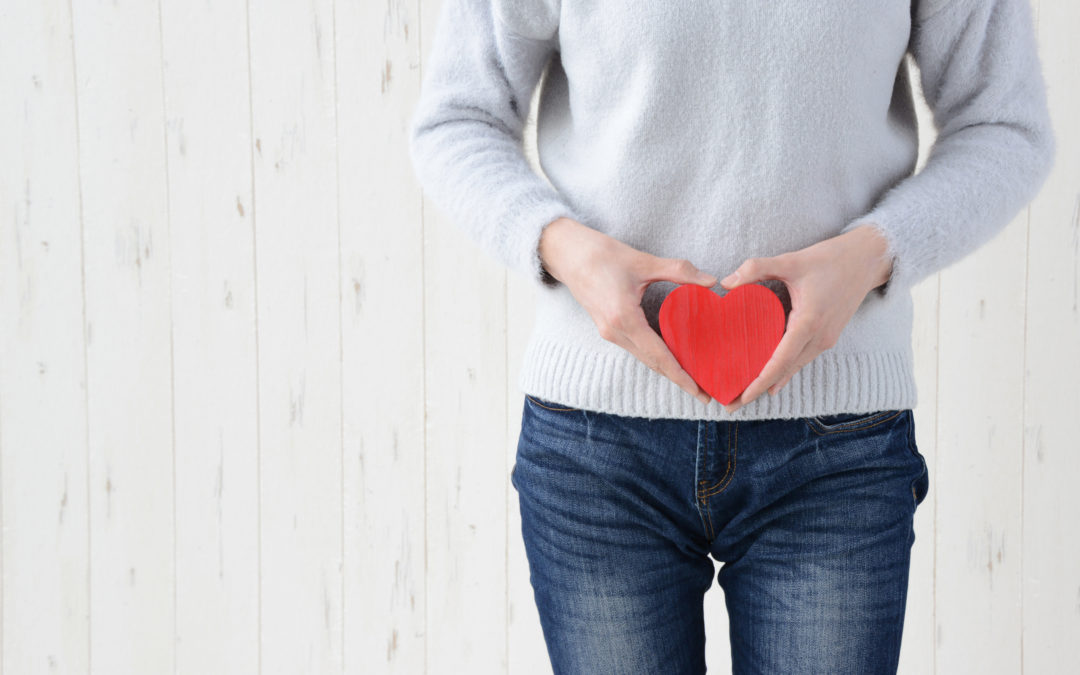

{"left": 538, "top": 217, "right": 716, "bottom": 406}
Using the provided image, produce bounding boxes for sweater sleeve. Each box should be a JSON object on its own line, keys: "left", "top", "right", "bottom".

{"left": 407, "top": 0, "right": 580, "bottom": 289}
{"left": 839, "top": 0, "right": 1057, "bottom": 299}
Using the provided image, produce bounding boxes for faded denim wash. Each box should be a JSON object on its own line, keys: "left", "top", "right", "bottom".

{"left": 512, "top": 393, "right": 929, "bottom": 674}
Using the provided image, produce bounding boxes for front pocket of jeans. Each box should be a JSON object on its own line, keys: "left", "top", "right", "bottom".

{"left": 803, "top": 409, "right": 904, "bottom": 435}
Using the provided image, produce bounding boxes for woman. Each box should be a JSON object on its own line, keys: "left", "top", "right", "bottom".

{"left": 408, "top": 1, "right": 1055, "bottom": 672}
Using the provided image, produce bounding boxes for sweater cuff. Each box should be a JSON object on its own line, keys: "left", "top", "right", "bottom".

{"left": 512, "top": 193, "right": 579, "bottom": 289}
{"left": 839, "top": 204, "right": 927, "bottom": 300}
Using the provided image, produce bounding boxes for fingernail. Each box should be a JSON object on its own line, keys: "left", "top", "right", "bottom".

{"left": 698, "top": 393, "right": 711, "bottom": 405}
{"left": 721, "top": 272, "right": 739, "bottom": 286}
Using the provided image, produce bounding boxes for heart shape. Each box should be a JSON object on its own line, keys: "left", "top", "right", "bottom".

{"left": 658, "top": 283, "right": 786, "bottom": 405}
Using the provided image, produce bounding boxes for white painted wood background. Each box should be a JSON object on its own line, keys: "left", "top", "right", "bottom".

{"left": 1, "top": 1, "right": 1077, "bottom": 673}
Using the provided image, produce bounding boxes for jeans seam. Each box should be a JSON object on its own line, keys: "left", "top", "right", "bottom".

{"left": 907, "top": 411, "right": 927, "bottom": 507}
{"left": 694, "top": 423, "right": 715, "bottom": 540}
{"left": 703, "top": 495, "right": 715, "bottom": 539}
{"left": 696, "top": 422, "right": 712, "bottom": 495}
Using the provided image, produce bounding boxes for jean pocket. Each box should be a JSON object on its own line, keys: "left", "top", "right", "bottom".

{"left": 524, "top": 394, "right": 581, "bottom": 413}
{"left": 803, "top": 409, "right": 905, "bottom": 435}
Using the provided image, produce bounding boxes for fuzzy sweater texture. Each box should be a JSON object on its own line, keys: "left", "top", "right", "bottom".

{"left": 408, "top": 0, "right": 1056, "bottom": 421}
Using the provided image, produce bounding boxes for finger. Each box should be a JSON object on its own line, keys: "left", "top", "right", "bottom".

{"left": 731, "top": 315, "right": 814, "bottom": 409}
{"left": 600, "top": 328, "right": 696, "bottom": 402}
{"left": 768, "top": 341, "right": 821, "bottom": 395}
{"left": 720, "top": 254, "right": 793, "bottom": 290}
{"left": 625, "top": 329, "right": 710, "bottom": 403}
{"left": 640, "top": 255, "right": 717, "bottom": 288}
{"left": 621, "top": 312, "right": 712, "bottom": 404}
{"left": 723, "top": 391, "right": 743, "bottom": 410}
{"left": 768, "top": 369, "right": 796, "bottom": 396}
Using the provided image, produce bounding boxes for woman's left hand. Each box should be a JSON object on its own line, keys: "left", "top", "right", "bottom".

{"left": 719, "top": 224, "right": 894, "bottom": 414}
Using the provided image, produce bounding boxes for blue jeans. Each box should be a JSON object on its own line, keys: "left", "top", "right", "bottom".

{"left": 511, "top": 394, "right": 929, "bottom": 674}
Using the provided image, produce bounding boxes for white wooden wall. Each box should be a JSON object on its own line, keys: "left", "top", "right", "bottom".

{"left": 0, "top": 1, "right": 1076, "bottom": 673}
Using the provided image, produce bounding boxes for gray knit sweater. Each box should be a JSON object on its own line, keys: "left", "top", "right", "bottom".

{"left": 408, "top": 0, "right": 1056, "bottom": 421}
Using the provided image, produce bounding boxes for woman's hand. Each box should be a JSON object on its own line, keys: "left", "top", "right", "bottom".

{"left": 539, "top": 217, "right": 717, "bottom": 406}
{"left": 718, "top": 224, "right": 894, "bottom": 414}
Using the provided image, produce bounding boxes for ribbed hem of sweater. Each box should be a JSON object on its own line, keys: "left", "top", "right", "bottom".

{"left": 517, "top": 333, "right": 917, "bottom": 422}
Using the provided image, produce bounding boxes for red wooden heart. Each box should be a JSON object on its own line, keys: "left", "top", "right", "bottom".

{"left": 658, "top": 283, "right": 786, "bottom": 405}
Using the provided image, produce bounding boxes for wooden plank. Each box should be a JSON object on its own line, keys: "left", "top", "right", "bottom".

{"left": 417, "top": 1, "right": 511, "bottom": 670}
{"left": 158, "top": 1, "right": 260, "bottom": 673}
{"left": 247, "top": 0, "right": 343, "bottom": 672}
{"left": 1022, "top": 0, "right": 1080, "bottom": 671}
{"left": 68, "top": 0, "right": 175, "bottom": 671}
{"left": 935, "top": 212, "right": 1027, "bottom": 672}
{"left": 334, "top": 0, "right": 426, "bottom": 672}
{"left": 0, "top": 1, "right": 90, "bottom": 672}
{"left": 933, "top": 115, "right": 1029, "bottom": 675}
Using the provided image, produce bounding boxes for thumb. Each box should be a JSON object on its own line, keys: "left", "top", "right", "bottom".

{"left": 651, "top": 256, "right": 717, "bottom": 287}
{"left": 720, "top": 257, "right": 777, "bottom": 289}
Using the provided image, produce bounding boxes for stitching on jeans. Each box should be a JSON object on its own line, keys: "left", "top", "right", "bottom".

{"left": 699, "top": 419, "right": 708, "bottom": 486}
{"left": 804, "top": 410, "right": 904, "bottom": 436}
{"left": 697, "top": 423, "right": 707, "bottom": 487}
{"left": 700, "top": 422, "right": 737, "bottom": 497}
{"left": 695, "top": 421, "right": 712, "bottom": 494}
{"left": 703, "top": 495, "right": 715, "bottom": 539}
{"left": 811, "top": 410, "right": 893, "bottom": 431}
{"left": 525, "top": 394, "right": 578, "bottom": 412}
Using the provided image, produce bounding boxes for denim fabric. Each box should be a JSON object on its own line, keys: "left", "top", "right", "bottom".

{"left": 511, "top": 394, "right": 929, "bottom": 674}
